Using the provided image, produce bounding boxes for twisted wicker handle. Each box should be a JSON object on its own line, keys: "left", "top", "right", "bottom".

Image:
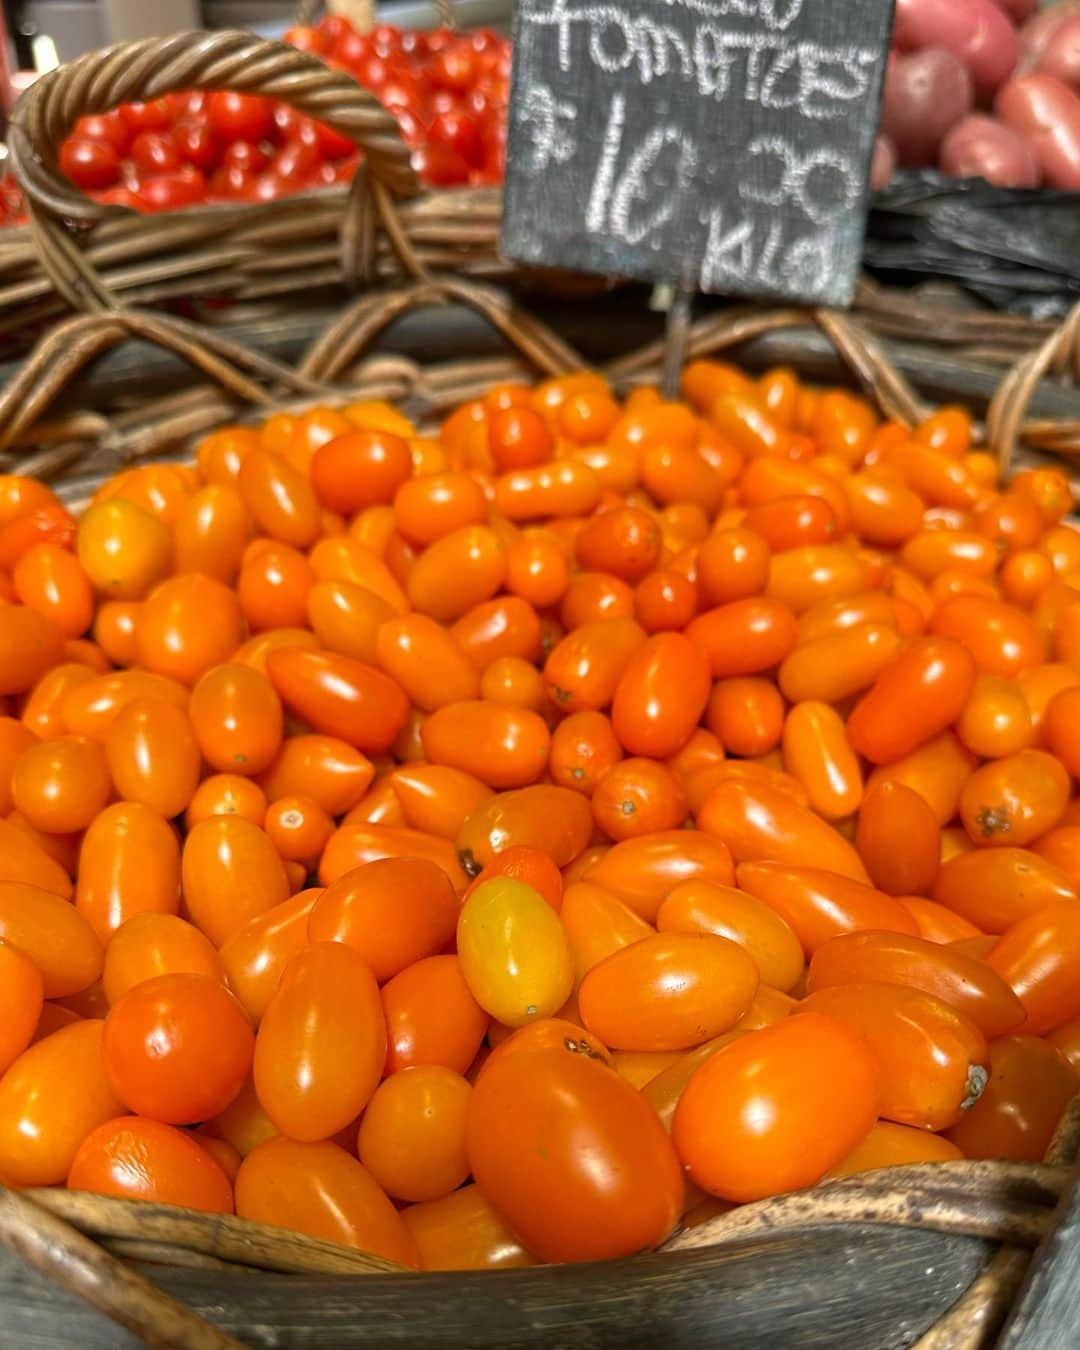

{"left": 7, "top": 29, "right": 418, "bottom": 312}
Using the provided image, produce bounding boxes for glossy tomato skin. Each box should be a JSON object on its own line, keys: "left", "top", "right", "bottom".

{"left": 855, "top": 779, "right": 940, "bottom": 896}
{"left": 135, "top": 574, "right": 245, "bottom": 685}
{"left": 846, "top": 637, "right": 976, "bottom": 765}
{"left": 420, "top": 701, "right": 550, "bottom": 789}
{"left": 672, "top": 1013, "right": 879, "bottom": 1202}
{"left": 561, "top": 881, "right": 654, "bottom": 983}
{"left": 946, "top": 1035, "right": 1078, "bottom": 1162}
{"left": 254, "top": 942, "right": 386, "bottom": 1142}
{"left": 382, "top": 955, "right": 490, "bottom": 1075}
{"left": 357, "top": 1065, "right": 472, "bottom": 1202}
{"left": 236, "top": 1136, "right": 418, "bottom": 1266}
{"left": 797, "top": 982, "right": 988, "bottom": 1131}
{"left": 68, "top": 1116, "right": 234, "bottom": 1213}
{"left": 218, "top": 889, "right": 320, "bottom": 1023}
{"left": 698, "top": 781, "right": 870, "bottom": 883}
{"left": 959, "top": 750, "right": 1069, "bottom": 848}
{"left": 0, "top": 1021, "right": 122, "bottom": 1185}
{"left": 105, "top": 697, "right": 201, "bottom": 819}
{"left": 987, "top": 903, "right": 1080, "bottom": 1035}
{"left": 457, "top": 785, "right": 593, "bottom": 873}
{"left": 258, "top": 734, "right": 374, "bottom": 816}
{"left": 0, "top": 939, "right": 44, "bottom": 1075}
{"left": 584, "top": 830, "right": 734, "bottom": 922}
{"left": 807, "top": 930, "right": 1024, "bottom": 1040}
{"left": 189, "top": 663, "right": 284, "bottom": 775}
{"left": 457, "top": 879, "right": 573, "bottom": 1027}
{"left": 610, "top": 633, "right": 711, "bottom": 759}
{"left": 543, "top": 617, "right": 646, "bottom": 713}
{"left": 103, "top": 973, "right": 254, "bottom": 1124}
{"left": 578, "top": 933, "right": 758, "bottom": 1051}
{"left": 76, "top": 802, "right": 181, "bottom": 944}
{"left": 467, "top": 1047, "right": 683, "bottom": 1262}
{"left": 934, "top": 847, "right": 1074, "bottom": 934}
{"left": 656, "top": 881, "right": 804, "bottom": 992}
{"left": 266, "top": 647, "right": 409, "bottom": 753}
{"left": 102, "top": 912, "right": 223, "bottom": 1006}
{"left": 182, "top": 815, "right": 290, "bottom": 946}
{"left": 308, "top": 858, "right": 458, "bottom": 982}
{"left": 0, "top": 881, "right": 102, "bottom": 996}
{"left": 402, "top": 1184, "right": 536, "bottom": 1271}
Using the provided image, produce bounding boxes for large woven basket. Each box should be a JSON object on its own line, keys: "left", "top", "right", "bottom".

{"left": 2, "top": 24, "right": 1080, "bottom": 1350}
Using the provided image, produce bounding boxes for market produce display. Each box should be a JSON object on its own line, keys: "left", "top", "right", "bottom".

{"left": 0, "top": 364, "right": 1077, "bottom": 1271}
{"left": 4, "top": 16, "right": 507, "bottom": 225}
{"left": 876, "top": 0, "right": 1080, "bottom": 187}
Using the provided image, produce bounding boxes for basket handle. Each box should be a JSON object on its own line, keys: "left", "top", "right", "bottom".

{"left": 295, "top": 2, "right": 458, "bottom": 28}
{"left": 7, "top": 28, "right": 419, "bottom": 313}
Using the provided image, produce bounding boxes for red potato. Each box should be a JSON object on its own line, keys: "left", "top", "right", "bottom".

{"left": 871, "top": 135, "right": 897, "bottom": 190}
{"left": 997, "top": 74, "right": 1080, "bottom": 188}
{"left": 893, "top": 0, "right": 1019, "bottom": 100}
{"left": 1035, "top": 17, "right": 1080, "bottom": 90}
{"left": 882, "top": 50, "right": 973, "bottom": 166}
{"left": 940, "top": 114, "right": 1040, "bottom": 186}
{"left": 1019, "top": 4, "right": 1080, "bottom": 71}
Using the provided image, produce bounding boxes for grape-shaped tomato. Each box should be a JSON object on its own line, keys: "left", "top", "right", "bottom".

{"left": 68, "top": 1116, "right": 233, "bottom": 1213}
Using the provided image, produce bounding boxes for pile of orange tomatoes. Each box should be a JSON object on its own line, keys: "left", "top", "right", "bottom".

{"left": 0, "top": 357, "right": 1078, "bottom": 1271}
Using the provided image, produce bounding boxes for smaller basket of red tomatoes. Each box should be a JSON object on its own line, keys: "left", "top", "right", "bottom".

{"left": 0, "top": 20, "right": 510, "bottom": 345}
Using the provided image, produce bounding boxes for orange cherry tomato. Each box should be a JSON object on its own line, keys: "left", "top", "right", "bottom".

{"left": 543, "top": 617, "right": 646, "bottom": 713}
{"left": 707, "top": 677, "right": 783, "bottom": 758}
{"left": 592, "top": 758, "right": 688, "bottom": 841}
{"left": 357, "top": 1065, "right": 472, "bottom": 1203}
{"left": 237, "top": 447, "right": 321, "bottom": 548}
{"left": 559, "top": 572, "right": 635, "bottom": 630}
{"left": 258, "top": 734, "right": 374, "bottom": 816}
{"left": 656, "top": 881, "right": 804, "bottom": 992}
{"left": 103, "top": 912, "right": 222, "bottom": 1006}
{"left": 865, "top": 732, "right": 976, "bottom": 827}
{"left": 574, "top": 507, "right": 662, "bottom": 584}
{"left": 549, "top": 710, "right": 623, "bottom": 796}
{"left": 579, "top": 933, "right": 758, "bottom": 1051}
{"left": 69, "top": 1116, "right": 233, "bottom": 1213}
{"left": 254, "top": 941, "right": 386, "bottom": 1142}
{"left": 456, "top": 785, "right": 592, "bottom": 876}
{"left": 382, "top": 955, "right": 489, "bottom": 1075}
{"left": 216, "top": 888, "right": 320, "bottom": 1024}
{"left": 21, "top": 663, "right": 94, "bottom": 740}
{"left": 797, "top": 982, "right": 987, "bottom": 1131}
{"left": 929, "top": 596, "right": 1045, "bottom": 677}
{"left": 185, "top": 774, "right": 267, "bottom": 830}
{"left": 494, "top": 460, "right": 601, "bottom": 522}
{"left": 777, "top": 623, "right": 901, "bottom": 706}
{"left": 610, "top": 632, "right": 710, "bottom": 759}
{"left": 451, "top": 596, "right": 543, "bottom": 671}
{"left": 171, "top": 484, "right": 249, "bottom": 584}
{"left": 236, "top": 1135, "right": 417, "bottom": 1265}
{"left": 735, "top": 862, "right": 916, "bottom": 954}
{"left": 898, "top": 895, "right": 982, "bottom": 944}
{"left": 828, "top": 1121, "right": 963, "bottom": 1176}
{"left": 959, "top": 749, "right": 1069, "bottom": 848}
{"left": 584, "top": 830, "right": 735, "bottom": 922}
{"left": 420, "top": 701, "right": 550, "bottom": 790}
{"left": 933, "top": 847, "right": 1077, "bottom": 933}
{"left": 103, "top": 972, "right": 253, "bottom": 1123}
{"left": 76, "top": 801, "right": 180, "bottom": 944}
{"left": 237, "top": 543, "right": 315, "bottom": 632}
{"left": 403, "top": 1183, "right": 536, "bottom": 1271}
{"left": 263, "top": 794, "right": 333, "bottom": 863}
{"left": 0, "top": 817, "right": 73, "bottom": 897}
{"left": 988, "top": 903, "right": 1080, "bottom": 1035}
{"left": 10, "top": 734, "right": 110, "bottom": 833}
{"left": 186, "top": 662, "right": 283, "bottom": 778}
{"left": 780, "top": 700, "right": 861, "bottom": 820}
{"left": 846, "top": 637, "right": 976, "bottom": 765}
{"left": 308, "top": 858, "right": 457, "bottom": 983}
{"left": 311, "top": 429, "right": 412, "bottom": 514}
{"left": 374, "top": 613, "right": 479, "bottom": 711}
{"left": 956, "top": 674, "right": 1034, "bottom": 759}
{"left": 135, "top": 574, "right": 245, "bottom": 686}
{"left": 0, "top": 1020, "right": 122, "bottom": 1185}
{"left": 468, "top": 1046, "right": 682, "bottom": 1262}
{"left": 76, "top": 499, "right": 172, "bottom": 601}
{"left": 945, "top": 1035, "right": 1077, "bottom": 1161}
{"left": 407, "top": 525, "right": 506, "bottom": 622}
{"left": 13, "top": 543, "right": 93, "bottom": 638}
{"left": 267, "top": 647, "right": 409, "bottom": 754}
{"left": 181, "top": 815, "right": 290, "bottom": 947}
{"left": 672, "top": 1012, "right": 878, "bottom": 1202}
{"left": 319, "top": 822, "right": 468, "bottom": 892}
{"left": 105, "top": 697, "right": 201, "bottom": 819}
{"left": 0, "top": 938, "right": 44, "bottom": 1075}
{"left": 698, "top": 781, "right": 869, "bottom": 883}
{"left": 686, "top": 597, "right": 797, "bottom": 677}
{"left": 306, "top": 580, "right": 393, "bottom": 664}
{"left": 855, "top": 779, "right": 940, "bottom": 897}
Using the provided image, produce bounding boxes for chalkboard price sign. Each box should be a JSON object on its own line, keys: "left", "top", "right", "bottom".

{"left": 502, "top": 0, "right": 896, "bottom": 307}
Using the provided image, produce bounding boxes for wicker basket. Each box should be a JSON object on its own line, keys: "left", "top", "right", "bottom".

{"left": 1, "top": 23, "right": 1080, "bottom": 1350}
{"left": 0, "top": 264, "right": 1077, "bottom": 1346}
